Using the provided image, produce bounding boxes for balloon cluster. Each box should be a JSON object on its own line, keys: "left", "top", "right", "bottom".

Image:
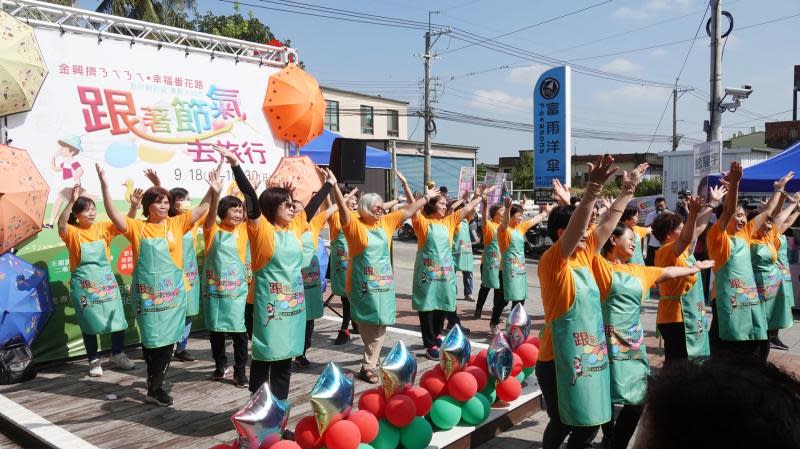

{"left": 209, "top": 383, "right": 292, "bottom": 449}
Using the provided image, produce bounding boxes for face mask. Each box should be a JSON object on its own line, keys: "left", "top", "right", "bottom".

{"left": 178, "top": 202, "right": 191, "bottom": 212}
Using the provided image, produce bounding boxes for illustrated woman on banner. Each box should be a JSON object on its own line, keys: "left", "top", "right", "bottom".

{"left": 47, "top": 136, "right": 86, "bottom": 229}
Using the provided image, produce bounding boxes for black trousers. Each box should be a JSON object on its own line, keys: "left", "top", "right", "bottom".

{"left": 303, "top": 320, "right": 314, "bottom": 355}
{"left": 535, "top": 360, "right": 600, "bottom": 449}
{"left": 249, "top": 358, "right": 292, "bottom": 399}
{"left": 645, "top": 246, "right": 658, "bottom": 266}
{"left": 209, "top": 331, "right": 248, "bottom": 374}
{"left": 142, "top": 343, "right": 174, "bottom": 395}
{"left": 491, "top": 296, "right": 523, "bottom": 326}
{"left": 445, "top": 310, "right": 462, "bottom": 329}
{"left": 657, "top": 322, "right": 689, "bottom": 364}
{"left": 419, "top": 310, "right": 447, "bottom": 349}
{"left": 709, "top": 299, "right": 769, "bottom": 363}
{"left": 339, "top": 296, "right": 359, "bottom": 333}
{"left": 245, "top": 303, "right": 254, "bottom": 340}
{"left": 475, "top": 267, "right": 504, "bottom": 316}
{"left": 600, "top": 404, "right": 644, "bottom": 449}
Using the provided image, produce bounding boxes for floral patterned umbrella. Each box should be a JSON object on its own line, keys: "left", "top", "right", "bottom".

{"left": 0, "top": 10, "right": 48, "bottom": 116}
{"left": 0, "top": 144, "right": 50, "bottom": 253}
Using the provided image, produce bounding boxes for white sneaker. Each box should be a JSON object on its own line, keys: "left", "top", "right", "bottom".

{"left": 110, "top": 352, "right": 136, "bottom": 370}
{"left": 88, "top": 359, "right": 103, "bottom": 377}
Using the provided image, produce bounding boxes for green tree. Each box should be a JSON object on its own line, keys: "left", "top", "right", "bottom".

{"left": 193, "top": 2, "right": 275, "bottom": 43}
{"left": 476, "top": 163, "right": 487, "bottom": 182}
{"left": 511, "top": 151, "right": 533, "bottom": 191}
{"left": 95, "top": 0, "right": 196, "bottom": 28}
{"left": 635, "top": 177, "right": 663, "bottom": 197}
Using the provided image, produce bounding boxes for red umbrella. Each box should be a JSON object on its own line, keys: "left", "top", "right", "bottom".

{"left": 0, "top": 144, "right": 50, "bottom": 253}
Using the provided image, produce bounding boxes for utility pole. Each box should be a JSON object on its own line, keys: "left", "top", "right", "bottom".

{"left": 708, "top": 0, "right": 723, "bottom": 142}
{"left": 422, "top": 11, "right": 451, "bottom": 184}
{"left": 672, "top": 86, "right": 693, "bottom": 150}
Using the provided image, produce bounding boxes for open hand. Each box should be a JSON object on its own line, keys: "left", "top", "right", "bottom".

{"left": 726, "top": 161, "right": 743, "bottom": 183}
{"left": 709, "top": 184, "right": 727, "bottom": 204}
{"left": 212, "top": 144, "right": 239, "bottom": 166}
{"left": 207, "top": 170, "right": 223, "bottom": 193}
{"left": 130, "top": 188, "right": 144, "bottom": 208}
{"left": 551, "top": 178, "right": 570, "bottom": 205}
{"left": 70, "top": 184, "right": 81, "bottom": 202}
{"left": 775, "top": 171, "right": 795, "bottom": 191}
{"left": 143, "top": 169, "right": 161, "bottom": 187}
{"left": 695, "top": 260, "right": 715, "bottom": 270}
{"left": 586, "top": 154, "right": 617, "bottom": 185}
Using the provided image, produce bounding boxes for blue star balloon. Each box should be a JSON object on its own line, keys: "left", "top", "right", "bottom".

{"left": 505, "top": 303, "right": 531, "bottom": 350}
{"left": 232, "top": 383, "right": 290, "bottom": 449}
{"left": 488, "top": 332, "right": 514, "bottom": 381}
{"left": 441, "top": 324, "right": 471, "bottom": 379}
{"left": 310, "top": 362, "right": 355, "bottom": 434}
{"left": 380, "top": 341, "right": 416, "bottom": 398}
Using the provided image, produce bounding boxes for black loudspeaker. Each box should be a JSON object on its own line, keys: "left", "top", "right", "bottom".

{"left": 330, "top": 138, "right": 366, "bottom": 184}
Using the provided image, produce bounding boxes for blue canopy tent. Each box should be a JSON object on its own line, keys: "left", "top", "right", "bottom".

{"left": 298, "top": 129, "right": 391, "bottom": 169}
{"left": 708, "top": 140, "right": 800, "bottom": 192}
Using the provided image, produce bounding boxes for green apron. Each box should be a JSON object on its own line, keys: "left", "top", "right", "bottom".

{"left": 501, "top": 227, "right": 528, "bottom": 301}
{"left": 481, "top": 227, "right": 501, "bottom": 289}
{"left": 350, "top": 227, "right": 395, "bottom": 325}
{"left": 182, "top": 229, "right": 200, "bottom": 317}
{"left": 764, "top": 237, "right": 794, "bottom": 330}
{"left": 69, "top": 238, "right": 128, "bottom": 335}
{"left": 330, "top": 228, "right": 349, "bottom": 297}
{"left": 550, "top": 266, "right": 611, "bottom": 426}
{"left": 252, "top": 229, "right": 305, "bottom": 361}
{"left": 203, "top": 227, "right": 250, "bottom": 333}
{"left": 301, "top": 230, "right": 323, "bottom": 320}
{"left": 630, "top": 227, "right": 645, "bottom": 265}
{"left": 602, "top": 271, "right": 649, "bottom": 405}
{"left": 659, "top": 254, "right": 710, "bottom": 358}
{"left": 453, "top": 220, "right": 474, "bottom": 272}
{"left": 713, "top": 235, "right": 766, "bottom": 341}
{"left": 131, "top": 230, "right": 187, "bottom": 348}
{"left": 412, "top": 221, "right": 457, "bottom": 312}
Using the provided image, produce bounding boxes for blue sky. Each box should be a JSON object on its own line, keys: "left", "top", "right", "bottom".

{"left": 84, "top": 0, "right": 800, "bottom": 163}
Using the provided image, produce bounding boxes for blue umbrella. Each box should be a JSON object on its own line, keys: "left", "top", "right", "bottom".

{"left": 0, "top": 253, "right": 53, "bottom": 348}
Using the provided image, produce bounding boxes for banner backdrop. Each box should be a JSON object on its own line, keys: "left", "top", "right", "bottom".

{"left": 7, "top": 28, "right": 285, "bottom": 362}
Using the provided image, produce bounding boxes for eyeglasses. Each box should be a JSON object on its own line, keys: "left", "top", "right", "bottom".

{"left": 280, "top": 201, "right": 297, "bottom": 210}
{"left": 370, "top": 205, "right": 385, "bottom": 215}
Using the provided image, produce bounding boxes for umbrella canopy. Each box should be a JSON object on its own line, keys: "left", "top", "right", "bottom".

{"left": 268, "top": 156, "right": 323, "bottom": 207}
{"left": 0, "top": 145, "right": 50, "bottom": 253}
{"left": 263, "top": 63, "right": 326, "bottom": 148}
{"left": 0, "top": 253, "right": 53, "bottom": 348}
{"left": 0, "top": 10, "right": 48, "bottom": 116}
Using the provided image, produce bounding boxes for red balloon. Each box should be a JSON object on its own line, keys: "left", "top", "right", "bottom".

{"left": 420, "top": 368, "right": 448, "bottom": 399}
{"left": 358, "top": 388, "right": 387, "bottom": 419}
{"left": 404, "top": 386, "right": 433, "bottom": 416}
{"left": 471, "top": 349, "right": 489, "bottom": 373}
{"left": 511, "top": 353, "right": 523, "bottom": 377}
{"left": 385, "top": 394, "right": 416, "bottom": 428}
{"left": 325, "top": 420, "right": 361, "bottom": 449}
{"left": 515, "top": 343, "right": 539, "bottom": 368}
{"left": 294, "top": 416, "right": 322, "bottom": 449}
{"left": 463, "top": 365, "right": 488, "bottom": 392}
{"left": 469, "top": 354, "right": 477, "bottom": 365}
{"left": 347, "top": 410, "right": 379, "bottom": 443}
{"left": 209, "top": 444, "right": 235, "bottom": 449}
{"left": 431, "top": 364, "right": 445, "bottom": 378}
{"left": 269, "top": 442, "right": 302, "bottom": 449}
{"left": 496, "top": 376, "right": 522, "bottom": 402}
{"left": 448, "top": 371, "right": 478, "bottom": 402}
{"left": 524, "top": 335, "right": 540, "bottom": 348}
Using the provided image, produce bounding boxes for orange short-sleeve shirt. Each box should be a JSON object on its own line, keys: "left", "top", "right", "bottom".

{"left": 537, "top": 233, "right": 599, "bottom": 362}
{"left": 122, "top": 212, "right": 192, "bottom": 268}
{"left": 246, "top": 217, "right": 305, "bottom": 273}
{"left": 412, "top": 212, "right": 461, "bottom": 250}
{"left": 60, "top": 222, "right": 120, "bottom": 271}
{"left": 328, "top": 210, "right": 358, "bottom": 240}
{"left": 482, "top": 221, "right": 500, "bottom": 246}
{"left": 204, "top": 221, "right": 249, "bottom": 264}
{"left": 707, "top": 219, "right": 757, "bottom": 272}
{"left": 654, "top": 242, "right": 698, "bottom": 324}
{"left": 342, "top": 210, "right": 405, "bottom": 259}
{"left": 634, "top": 225, "right": 649, "bottom": 240}
{"left": 498, "top": 220, "right": 536, "bottom": 253}
{"left": 592, "top": 256, "right": 663, "bottom": 303}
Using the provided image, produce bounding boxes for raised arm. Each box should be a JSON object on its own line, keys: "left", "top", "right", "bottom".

{"left": 143, "top": 169, "right": 161, "bottom": 187}
{"left": 593, "top": 163, "right": 648, "bottom": 254}
{"left": 750, "top": 171, "right": 795, "bottom": 233}
{"left": 96, "top": 163, "right": 127, "bottom": 233}
{"left": 395, "top": 169, "right": 415, "bottom": 205}
{"left": 656, "top": 259, "right": 715, "bottom": 283}
{"left": 673, "top": 194, "right": 704, "bottom": 256}
{"left": 694, "top": 184, "right": 727, "bottom": 239}
{"left": 773, "top": 193, "right": 799, "bottom": 233}
{"left": 525, "top": 203, "right": 552, "bottom": 229}
{"left": 382, "top": 199, "right": 400, "bottom": 211}
{"left": 204, "top": 175, "right": 221, "bottom": 231}
{"left": 331, "top": 177, "right": 351, "bottom": 228}
{"left": 215, "top": 145, "right": 261, "bottom": 225}
{"left": 400, "top": 184, "right": 440, "bottom": 221}
{"left": 188, "top": 161, "right": 223, "bottom": 226}
{"left": 718, "top": 161, "right": 742, "bottom": 230}
{"left": 127, "top": 188, "right": 143, "bottom": 219}
{"left": 551, "top": 178, "right": 571, "bottom": 206}
{"left": 499, "top": 196, "right": 513, "bottom": 233}
{"left": 458, "top": 185, "right": 495, "bottom": 222}
{"left": 559, "top": 155, "right": 617, "bottom": 258}
{"left": 57, "top": 184, "right": 81, "bottom": 235}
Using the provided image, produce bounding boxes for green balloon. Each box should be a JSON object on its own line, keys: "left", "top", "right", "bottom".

{"left": 399, "top": 417, "right": 433, "bottom": 449}
{"left": 480, "top": 377, "right": 497, "bottom": 396}
{"left": 474, "top": 393, "right": 492, "bottom": 421}
{"left": 522, "top": 367, "right": 534, "bottom": 379}
{"left": 358, "top": 445, "right": 375, "bottom": 449}
{"left": 460, "top": 396, "right": 487, "bottom": 425}
{"left": 516, "top": 371, "right": 526, "bottom": 384}
{"left": 371, "top": 419, "right": 400, "bottom": 449}
{"left": 482, "top": 387, "right": 497, "bottom": 404}
{"left": 430, "top": 396, "right": 462, "bottom": 430}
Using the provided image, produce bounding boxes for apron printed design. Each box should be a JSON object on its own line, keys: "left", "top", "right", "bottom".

{"left": 570, "top": 325, "right": 609, "bottom": 385}
{"left": 69, "top": 238, "right": 128, "bottom": 335}
{"left": 605, "top": 323, "right": 644, "bottom": 358}
{"left": 359, "top": 263, "right": 393, "bottom": 294}
{"left": 507, "top": 256, "right": 526, "bottom": 278}
{"left": 484, "top": 249, "right": 500, "bottom": 271}
{"left": 302, "top": 258, "right": 321, "bottom": 286}
{"left": 206, "top": 267, "right": 249, "bottom": 295}
{"left": 419, "top": 255, "right": 454, "bottom": 284}
{"left": 270, "top": 280, "right": 305, "bottom": 311}
{"left": 77, "top": 274, "right": 119, "bottom": 306}
{"left": 723, "top": 278, "right": 759, "bottom": 310}
{"left": 135, "top": 278, "right": 182, "bottom": 312}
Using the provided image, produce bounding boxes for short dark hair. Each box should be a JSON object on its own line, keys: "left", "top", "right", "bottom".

{"left": 423, "top": 195, "right": 445, "bottom": 216}
{"left": 601, "top": 223, "right": 630, "bottom": 256}
{"left": 68, "top": 196, "right": 95, "bottom": 226}
{"left": 489, "top": 203, "right": 504, "bottom": 221}
{"left": 217, "top": 195, "right": 243, "bottom": 220}
{"left": 570, "top": 197, "right": 580, "bottom": 206}
{"left": 142, "top": 187, "right": 173, "bottom": 218}
{"left": 622, "top": 206, "right": 639, "bottom": 223}
{"left": 168, "top": 187, "right": 189, "bottom": 217}
{"left": 651, "top": 212, "right": 683, "bottom": 244}
{"left": 439, "top": 186, "right": 448, "bottom": 194}
{"left": 510, "top": 204, "right": 524, "bottom": 217}
{"left": 547, "top": 205, "right": 576, "bottom": 242}
{"left": 637, "top": 358, "right": 800, "bottom": 449}
{"left": 655, "top": 197, "right": 666, "bottom": 204}
{"left": 259, "top": 187, "right": 292, "bottom": 224}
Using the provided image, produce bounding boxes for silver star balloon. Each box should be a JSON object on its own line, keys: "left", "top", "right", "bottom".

{"left": 380, "top": 341, "right": 417, "bottom": 398}
{"left": 440, "top": 324, "right": 471, "bottom": 379}
{"left": 505, "top": 303, "right": 531, "bottom": 350}
{"left": 488, "top": 332, "right": 514, "bottom": 381}
{"left": 232, "top": 383, "right": 291, "bottom": 449}
{"left": 310, "top": 362, "right": 355, "bottom": 434}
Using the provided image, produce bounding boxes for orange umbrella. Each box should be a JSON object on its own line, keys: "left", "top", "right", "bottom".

{"left": 263, "top": 63, "right": 326, "bottom": 148}
{"left": 0, "top": 144, "right": 50, "bottom": 253}
{"left": 268, "top": 156, "right": 323, "bottom": 207}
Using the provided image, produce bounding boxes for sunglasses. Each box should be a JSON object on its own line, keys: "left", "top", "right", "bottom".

{"left": 280, "top": 201, "right": 298, "bottom": 210}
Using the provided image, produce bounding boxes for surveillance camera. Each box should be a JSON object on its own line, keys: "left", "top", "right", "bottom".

{"left": 724, "top": 85, "right": 753, "bottom": 99}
